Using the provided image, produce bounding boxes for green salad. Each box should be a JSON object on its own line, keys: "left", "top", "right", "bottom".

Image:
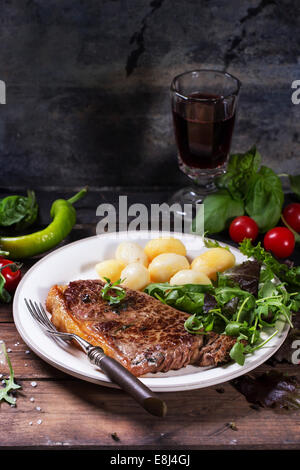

{"left": 144, "top": 241, "right": 300, "bottom": 366}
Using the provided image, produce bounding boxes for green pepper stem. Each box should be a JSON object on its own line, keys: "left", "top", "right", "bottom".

{"left": 67, "top": 187, "right": 88, "bottom": 205}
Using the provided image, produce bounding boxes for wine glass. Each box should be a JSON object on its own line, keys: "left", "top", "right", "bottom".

{"left": 170, "top": 69, "right": 241, "bottom": 208}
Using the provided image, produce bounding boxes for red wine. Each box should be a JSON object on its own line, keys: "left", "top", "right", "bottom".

{"left": 172, "top": 92, "right": 236, "bottom": 170}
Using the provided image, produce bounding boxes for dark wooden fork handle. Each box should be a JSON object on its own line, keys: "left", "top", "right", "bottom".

{"left": 88, "top": 347, "right": 167, "bottom": 417}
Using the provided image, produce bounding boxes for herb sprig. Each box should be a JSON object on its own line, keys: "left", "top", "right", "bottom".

{"left": 0, "top": 342, "right": 21, "bottom": 405}
{"left": 101, "top": 277, "right": 126, "bottom": 305}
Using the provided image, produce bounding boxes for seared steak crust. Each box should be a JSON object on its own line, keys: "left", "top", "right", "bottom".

{"left": 46, "top": 279, "right": 237, "bottom": 376}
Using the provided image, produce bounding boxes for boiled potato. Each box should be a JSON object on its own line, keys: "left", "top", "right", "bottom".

{"left": 191, "top": 248, "right": 235, "bottom": 281}
{"left": 148, "top": 253, "right": 189, "bottom": 283}
{"left": 170, "top": 269, "right": 211, "bottom": 286}
{"left": 95, "top": 259, "right": 125, "bottom": 282}
{"left": 116, "top": 242, "right": 148, "bottom": 267}
{"left": 120, "top": 263, "right": 150, "bottom": 291}
{"left": 144, "top": 237, "right": 186, "bottom": 261}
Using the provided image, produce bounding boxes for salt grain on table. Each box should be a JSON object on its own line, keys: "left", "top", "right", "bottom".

{"left": 37, "top": 419, "right": 42, "bottom": 425}
{"left": 30, "top": 381, "right": 37, "bottom": 387}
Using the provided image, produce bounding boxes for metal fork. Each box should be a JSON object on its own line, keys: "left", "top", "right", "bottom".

{"left": 24, "top": 299, "right": 167, "bottom": 417}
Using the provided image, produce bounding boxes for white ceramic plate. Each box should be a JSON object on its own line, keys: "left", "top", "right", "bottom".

{"left": 13, "top": 231, "right": 289, "bottom": 392}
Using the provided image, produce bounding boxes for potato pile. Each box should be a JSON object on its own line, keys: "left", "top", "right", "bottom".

{"left": 95, "top": 237, "right": 235, "bottom": 291}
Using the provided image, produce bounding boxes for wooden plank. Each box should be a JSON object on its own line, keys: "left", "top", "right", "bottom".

{"left": 0, "top": 323, "right": 66, "bottom": 379}
{"left": 0, "top": 379, "right": 299, "bottom": 449}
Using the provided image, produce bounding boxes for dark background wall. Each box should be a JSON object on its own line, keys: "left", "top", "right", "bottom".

{"left": 0, "top": 0, "right": 300, "bottom": 188}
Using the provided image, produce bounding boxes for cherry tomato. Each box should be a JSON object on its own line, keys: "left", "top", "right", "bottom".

{"left": 229, "top": 216, "right": 259, "bottom": 243}
{"left": 283, "top": 203, "right": 300, "bottom": 233}
{"left": 263, "top": 227, "right": 295, "bottom": 258}
{"left": 0, "top": 258, "right": 22, "bottom": 293}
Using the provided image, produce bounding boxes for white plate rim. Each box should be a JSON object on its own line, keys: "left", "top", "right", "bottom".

{"left": 13, "top": 231, "right": 290, "bottom": 392}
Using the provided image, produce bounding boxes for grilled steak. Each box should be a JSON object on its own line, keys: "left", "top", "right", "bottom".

{"left": 46, "top": 279, "right": 236, "bottom": 376}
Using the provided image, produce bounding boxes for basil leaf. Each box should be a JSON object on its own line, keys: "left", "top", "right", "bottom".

{"left": 200, "top": 190, "right": 244, "bottom": 234}
{"left": 216, "top": 146, "right": 261, "bottom": 199}
{"left": 289, "top": 174, "right": 300, "bottom": 199}
{"left": 245, "top": 166, "right": 284, "bottom": 232}
{"left": 0, "top": 190, "right": 38, "bottom": 232}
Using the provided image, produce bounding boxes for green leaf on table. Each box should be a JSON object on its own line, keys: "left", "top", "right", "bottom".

{"left": 244, "top": 166, "right": 284, "bottom": 232}
{"left": 199, "top": 189, "right": 244, "bottom": 234}
{"left": 288, "top": 174, "right": 300, "bottom": 199}
{"left": 0, "top": 342, "right": 21, "bottom": 405}
{"left": 0, "top": 190, "right": 38, "bottom": 232}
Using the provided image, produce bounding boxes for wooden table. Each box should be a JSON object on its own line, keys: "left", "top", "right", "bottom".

{"left": 0, "top": 187, "right": 299, "bottom": 451}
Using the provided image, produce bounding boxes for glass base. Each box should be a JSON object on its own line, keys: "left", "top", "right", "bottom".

{"left": 168, "top": 186, "right": 211, "bottom": 207}
{"left": 168, "top": 185, "right": 214, "bottom": 223}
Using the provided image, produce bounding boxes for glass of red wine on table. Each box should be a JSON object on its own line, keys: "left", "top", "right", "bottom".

{"left": 170, "top": 69, "right": 241, "bottom": 218}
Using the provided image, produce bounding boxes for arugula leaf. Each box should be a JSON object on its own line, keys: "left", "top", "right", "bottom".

{"left": 203, "top": 238, "right": 231, "bottom": 251}
{"left": 101, "top": 278, "right": 126, "bottom": 305}
{"left": 200, "top": 189, "right": 244, "bottom": 234}
{"left": 0, "top": 342, "right": 21, "bottom": 405}
{"left": 229, "top": 341, "right": 246, "bottom": 365}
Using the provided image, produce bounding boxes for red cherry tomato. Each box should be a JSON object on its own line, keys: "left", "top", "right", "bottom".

{"left": 283, "top": 203, "right": 300, "bottom": 233}
{"left": 229, "top": 216, "right": 259, "bottom": 243}
{"left": 263, "top": 227, "right": 295, "bottom": 258}
{"left": 0, "top": 258, "right": 22, "bottom": 293}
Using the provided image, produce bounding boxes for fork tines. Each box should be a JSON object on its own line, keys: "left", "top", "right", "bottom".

{"left": 24, "top": 299, "right": 55, "bottom": 333}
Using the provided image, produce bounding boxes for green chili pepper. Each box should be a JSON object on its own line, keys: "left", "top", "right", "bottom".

{"left": 0, "top": 188, "right": 87, "bottom": 259}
